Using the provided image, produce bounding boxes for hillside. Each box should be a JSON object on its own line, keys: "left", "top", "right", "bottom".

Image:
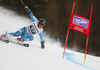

{"left": 0, "top": 6, "right": 100, "bottom": 70}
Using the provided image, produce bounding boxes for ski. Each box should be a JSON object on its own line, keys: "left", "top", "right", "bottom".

{"left": 0, "top": 38, "right": 9, "bottom": 43}
{"left": 0, "top": 38, "right": 29, "bottom": 47}
{"left": 3, "top": 39, "right": 9, "bottom": 43}
{"left": 18, "top": 42, "right": 29, "bottom": 47}
{"left": 0, "top": 33, "right": 29, "bottom": 47}
{"left": 0, "top": 37, "right": 29, "bottom": 47}
{"left": 23, "top": 43, "right": 29, "bottom": 47}
{"left": 0, "top": 34, "right": 9, "bottom": 43}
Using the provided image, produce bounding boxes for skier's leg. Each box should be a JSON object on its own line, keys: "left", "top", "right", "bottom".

{"left": 19, "top": 27, "right": 34, "bottom": 42}
{"left": 22, "top": 36, "right": 34, "bottom": 42}
{"left": 9, "top": 27, "right": 25, "bottom": 37}
{"left": 9, "top": 31, "right": 20, "bottom": 37}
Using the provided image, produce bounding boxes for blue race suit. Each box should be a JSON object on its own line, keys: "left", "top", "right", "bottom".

{"left": 9, "top": 7, "right": 44, "bottom": 42}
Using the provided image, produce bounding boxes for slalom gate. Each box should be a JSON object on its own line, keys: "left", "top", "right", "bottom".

{"left": 62, "top": 2, "right": 93, "bottom": 63}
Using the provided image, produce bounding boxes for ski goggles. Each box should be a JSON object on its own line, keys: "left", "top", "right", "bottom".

{"left": 39, "top": 23, "right": 45, "bottom": 27}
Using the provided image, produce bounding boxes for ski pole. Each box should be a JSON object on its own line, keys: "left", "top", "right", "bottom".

{"left": 20, "top": 0, "right": 26, "bottom": 7}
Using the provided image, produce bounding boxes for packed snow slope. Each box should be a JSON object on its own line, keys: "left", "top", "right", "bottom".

{"left": 0, "top": 7, "right": 100, "bottom": 70}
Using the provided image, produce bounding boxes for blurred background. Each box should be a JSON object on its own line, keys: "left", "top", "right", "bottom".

{"left": 0, "top": 0, "right": 100, "bottom": 56}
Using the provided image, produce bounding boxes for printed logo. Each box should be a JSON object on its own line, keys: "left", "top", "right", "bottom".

{"left": 73, "top": 16, "right": 89, "bottom": 29}
{"left": 30, "top": 25, "right": 36, "bottom": 34}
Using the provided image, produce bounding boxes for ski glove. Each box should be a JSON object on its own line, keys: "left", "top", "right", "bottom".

{"left": 41, "top": 41, "right": 45, "bottom": 49}
{"left": 25, "top": 6, "right": 31, "bottom": 14}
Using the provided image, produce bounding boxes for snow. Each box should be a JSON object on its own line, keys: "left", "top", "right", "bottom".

{"left": 0, "top": 7, "right": 100, "bottom": 70}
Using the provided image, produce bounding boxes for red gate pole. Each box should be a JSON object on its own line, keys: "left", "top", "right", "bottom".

{"left": 84, "top": 35, "right": 89, "bottom": 63}
{"left": 62, "top": 28, "right": 70, "bottom": 59}
{"left": 84, "top": 4, "right": 93, "bottom": 63}
{"left": 62, "top": 2, "right": 75, "bottom": 59}
{"left": 90, "top": 4, "right": 93, "bottom": 20}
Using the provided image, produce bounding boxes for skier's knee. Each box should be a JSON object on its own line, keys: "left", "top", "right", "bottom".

{"left": 22, "top": 36, "right": 34, "bottom": 41}
{"left": 29, "top": 36, "right": 34, "bottom": 41}
{"left": 15, "top": 31, "right": 21, "bottom": 36}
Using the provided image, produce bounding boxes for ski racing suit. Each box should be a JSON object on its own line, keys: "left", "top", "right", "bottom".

{"left": 9, "top": 6, "right": 44, "bottom": 44}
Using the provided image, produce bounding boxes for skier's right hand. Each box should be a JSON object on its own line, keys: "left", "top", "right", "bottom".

{"left": 25, "top": 6, "right": 31, "bottom": 13}
{"left": 25, "top": 6, "right": 29, "bottom": 10}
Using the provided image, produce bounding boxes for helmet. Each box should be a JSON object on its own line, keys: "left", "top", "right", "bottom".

{"left": 38, "top": 18, "right": 46, "bottom": 27}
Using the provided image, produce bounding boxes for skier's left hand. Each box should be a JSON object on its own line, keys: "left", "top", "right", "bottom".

{"left": 41, "top": 41, "right": 45, "bottom": 49}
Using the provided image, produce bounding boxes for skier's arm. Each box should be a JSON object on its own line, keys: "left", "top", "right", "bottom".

{"left": 39, "top": 31, "right": 45, "bottom": 48}
{"left": 25, "top": 6, "right": 38, "bottom": 22}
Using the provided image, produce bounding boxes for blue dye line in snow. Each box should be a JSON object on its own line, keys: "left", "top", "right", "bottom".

{"left": 65, "top": 52, "right": 95, "bottom": 70}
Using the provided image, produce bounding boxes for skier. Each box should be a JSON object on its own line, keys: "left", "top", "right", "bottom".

{"left": 9, "top": 6, "right": 46, "bottom": 48}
